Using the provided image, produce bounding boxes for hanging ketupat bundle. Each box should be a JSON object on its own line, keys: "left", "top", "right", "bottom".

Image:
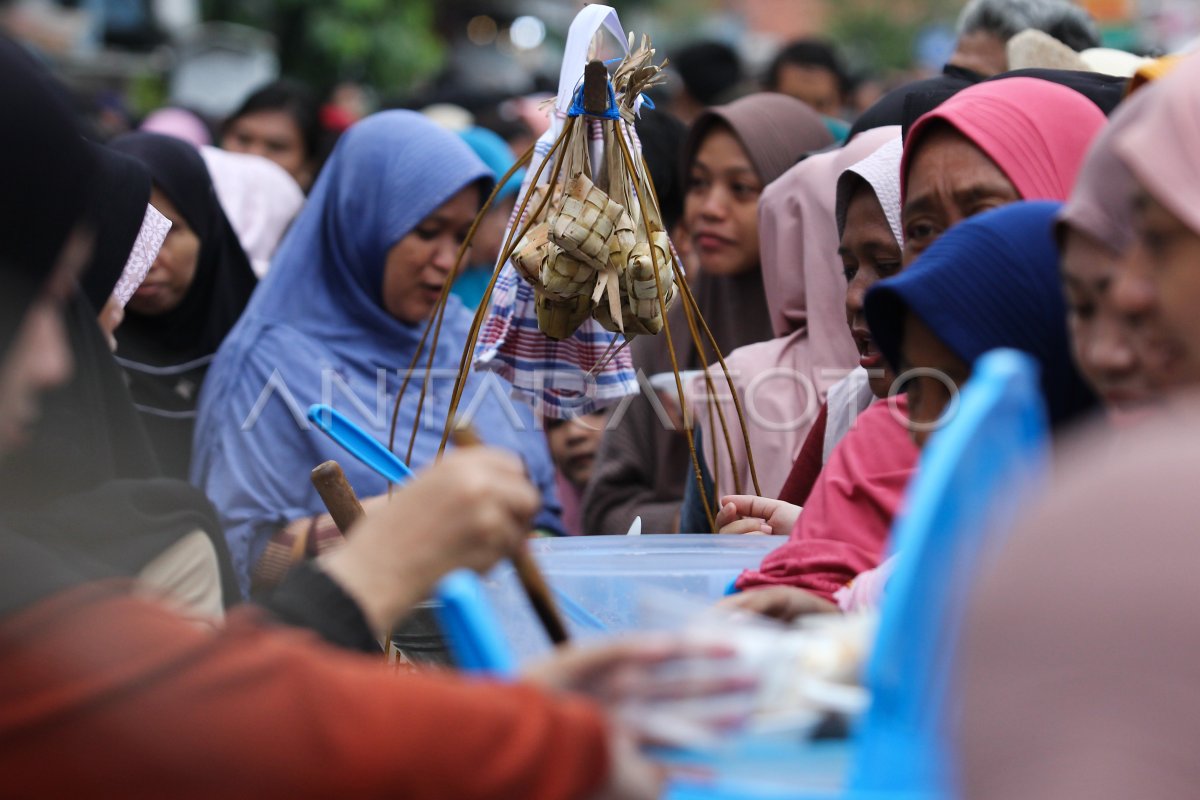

{"left": 508, "top": 34, "right": 676, "bottom": 341}
{"left": 392, "top": 10, "right": 763, "bottom": 534}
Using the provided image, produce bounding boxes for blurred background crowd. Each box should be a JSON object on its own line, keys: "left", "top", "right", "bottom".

{"left": 3, "top": 0, "right": 1193, "bottom": 161}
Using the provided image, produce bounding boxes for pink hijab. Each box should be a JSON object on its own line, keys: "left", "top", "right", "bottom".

{"left": 140, "top": 108, "right": 212, "bottom": 148}
{"left": 1112, "top": 53, "right": 1200, "bottom": 238}
{"left": 901, "top": 77, "right": 1108, "bottom": 203}
{"left": 693, "top": 126, "right": 900, "bottom": 500}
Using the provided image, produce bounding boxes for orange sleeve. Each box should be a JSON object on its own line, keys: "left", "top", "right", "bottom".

{"left": 0, "top": 583, "right": 609, "bottom": 800}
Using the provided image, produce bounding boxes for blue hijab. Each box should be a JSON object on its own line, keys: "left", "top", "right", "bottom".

{"left": 865, "top": 201, "right": 1098, "bottom": 430}
{"left": 193, "top": 110, "right": 561, "bottom": 595}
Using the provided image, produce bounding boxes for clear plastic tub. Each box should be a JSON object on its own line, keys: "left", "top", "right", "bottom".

{"left": 482, "top": 534, "right": 786, "bottom": 663}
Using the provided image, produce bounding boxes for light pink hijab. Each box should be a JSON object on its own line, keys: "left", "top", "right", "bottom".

{"left": 693, "top": 126, "right": 900, "bottom": 499}
{"left": 902, "top": 77, "right": 1108, "bottom": 203}
{"left": 140, "top": 107, "right": 212, "bottom": 148}
{"left": 200, "top": 146, "right": 305, "bottom": 278}
{"left": 1112, "top": 53, "right": 1200, "bottom": 238}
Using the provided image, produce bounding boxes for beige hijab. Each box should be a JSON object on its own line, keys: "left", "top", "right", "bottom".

{"left": 1056, "top": 88, "right": 1154, "bottom": 255}
{"left": 1112, "top": 53, "right": 1200, "bottom": 239}
{"left": 694, "top": 126, "right": 900, "bottom": 499}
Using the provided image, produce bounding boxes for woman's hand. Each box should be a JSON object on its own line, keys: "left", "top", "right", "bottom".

{"left": 523, "top": 639, "right": 745, "bottom": 705}
{"left": 714, "top": 495, "right": 801, "bottom": 535}
{"left": 718, "top": 585, "right": 838, "bottom": 622}
{"left": 320, "top": 447, "right": 540, "bottom": 633}
{"left": 526, "top": 639, "right": 752, "bottom": 800}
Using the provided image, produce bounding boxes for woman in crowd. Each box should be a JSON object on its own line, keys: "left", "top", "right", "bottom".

{"left": 1108, "top": 56, "right": 1200, "bottom": 390}
{"left": 193, "top": 110, "right": 562, "bottom": 596}
{"left": 221, "top": 79, "right": 327, "bottom": 191}
{"left": 865, "top": 202, "right": 1098, "bottom": 447}
{"left": 684, "top": 126, "right": 899, "bottom": 529}
{"left": 1056, "top": 87, "right": 1178, "bottom": 418}
{"left": 107, "top": 132, "right": 258, "bottom": 480}
{"left": 0, "top": 39, "right": 685, "bottom": 797}
{"left": 960, "top": 55, "right": 1200, "bottom": 800}
{"left": 723, "top": 77, "right": 1106, "bottom": 617}
{"left": 141, "top": 104, "right": 306, "bottom": 280}
{"left": 583, "top": 92, "right": 834, "bottom": 534}
{"left": 0, "top": 140, "right": 241, "bottom": 619}
{"left": 713, "top": 132, "right": 915, "bottom": 553}
{"left": 780, "top": 135, "right": 908, "bottom": 507}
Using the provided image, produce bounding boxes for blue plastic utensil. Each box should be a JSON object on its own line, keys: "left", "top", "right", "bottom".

{"left": 306, "top": 404, "right": 415, "bottom": 485}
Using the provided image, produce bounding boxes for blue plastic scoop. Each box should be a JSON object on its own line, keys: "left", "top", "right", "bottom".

{"left": 306, "top": 404, "right": 416, "bottom": 485}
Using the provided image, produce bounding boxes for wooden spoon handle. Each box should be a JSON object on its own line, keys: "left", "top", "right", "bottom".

{"left": 450, "top": 425, "right": 570, "bottom": 645}
{"left": 311, "top": 460, "right": 366, "bottom": 535}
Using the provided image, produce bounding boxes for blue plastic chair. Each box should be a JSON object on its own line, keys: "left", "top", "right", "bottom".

{"left": 666, "top": 349, "right": 1051, "bottom": 799}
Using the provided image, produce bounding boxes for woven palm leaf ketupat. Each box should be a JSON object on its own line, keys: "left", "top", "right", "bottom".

{"left": 385, "top": 20, "right": 762, "bottom": 532}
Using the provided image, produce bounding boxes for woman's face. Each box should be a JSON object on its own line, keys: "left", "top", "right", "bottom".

{"left": 1061, "top": 228, "right": 1160, "bottom": 415}
{"left": 127, "top": 188, "right": 200, "bottom": 316}
{"left": 684, "top": 126, "right": 763, "bottom": 276}
{"left": 897, "top": 312, "right": 970, "bottom": 449}
{"left": 840, "top": 184, "right": 903, "bottom": 398}
{"left": 902, "top": 127, "right": 1021, "bottom": 265}
{"left": 1126, "top": 189, "right": 1200, "bottom": 387}
{"left": 222, "top": 110, "right": 312, "bottom": 189}
{"left": 382, "top": 185, "right": 480, "bottom": 325}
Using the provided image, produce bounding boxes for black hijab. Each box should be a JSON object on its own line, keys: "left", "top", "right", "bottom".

{"left": 0, "top": 290, "right": 241, "bottom": 605}
{"left": 107, "top": 132, "right": 257, "bottom": 478}
{"left": 849, "top": 66, "right": 1126, "bottom": 144}
{"left": 0, "top": 36, "right": 115, "bottom": 617}
{"left": 984, "top": 68, "right": 1126, "bottom": 116}
{"left": 78, "top": 144, "right": 152, "bottom": 312}
{"left": 847, "top": 67, "right": 980, "bottom": 141}
{"left": 0, "top": 38, "right": 96, "bottom": 346}
{"left": 0, "top": 39, "right": 241, "bottom": 615}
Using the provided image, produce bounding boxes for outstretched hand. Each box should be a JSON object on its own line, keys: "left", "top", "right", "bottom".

{"left": 714, "top": 495, "right": 801, "bottom": 535}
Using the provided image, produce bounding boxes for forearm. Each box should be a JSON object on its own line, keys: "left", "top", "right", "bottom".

{"left": 258, "top": 561, "right": 380, "bottom": 653}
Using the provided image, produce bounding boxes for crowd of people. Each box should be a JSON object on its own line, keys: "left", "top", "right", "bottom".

{"left": 4, "top": 0, "right": 1200, "bottom": 794}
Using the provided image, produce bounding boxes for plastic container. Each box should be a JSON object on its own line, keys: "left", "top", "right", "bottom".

{"left": 481, "top": 534, "right": 785, "bottom": 663}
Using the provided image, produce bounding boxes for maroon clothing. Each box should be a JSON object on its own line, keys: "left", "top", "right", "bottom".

{"left": 777, "top": 401, "right": 829, "bottom": 506}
